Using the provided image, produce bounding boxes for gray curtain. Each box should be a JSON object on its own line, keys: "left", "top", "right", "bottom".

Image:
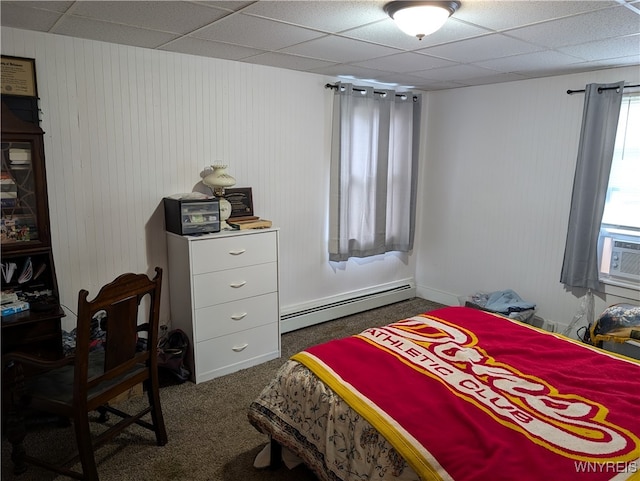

{"left": 328, "top": 83, "right": 421, "bottom": 262}
{"left": 560, "top": 81, "right": 624, "bottom": 289}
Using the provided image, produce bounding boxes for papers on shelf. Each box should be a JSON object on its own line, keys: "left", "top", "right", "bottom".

{"left": 9, "top": 148, "right": 31, "bottom": 162}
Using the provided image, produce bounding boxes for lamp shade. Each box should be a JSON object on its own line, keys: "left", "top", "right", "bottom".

{"left": 203, "top": 164, "right": 236, "bottom": 195}
{"left": 384, "top": 1, "right": 460, "bottom": 40}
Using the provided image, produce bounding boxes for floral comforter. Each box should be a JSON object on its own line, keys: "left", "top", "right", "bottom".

{"left": 248, "top": 359, "right": 420, "bottom": 481}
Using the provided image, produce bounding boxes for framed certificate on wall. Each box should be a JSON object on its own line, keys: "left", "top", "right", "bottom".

{"left": 1, "top": 56, "right": 37, "bottom": 97}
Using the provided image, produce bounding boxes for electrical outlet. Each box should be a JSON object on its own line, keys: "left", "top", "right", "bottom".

{"left": 545, "top": 320, "right": 557, "bottom": 333}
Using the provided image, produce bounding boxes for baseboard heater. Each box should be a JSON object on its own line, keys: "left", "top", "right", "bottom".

{"left": 280, "top": 280, "right": 416, "bottom": 333}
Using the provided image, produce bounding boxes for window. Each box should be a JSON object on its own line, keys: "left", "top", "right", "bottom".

{"left": 328, "top": 84, "right": 420, "bottom": 262}
{"left": 598, "top": 93, "right": 640, "bottom": 287}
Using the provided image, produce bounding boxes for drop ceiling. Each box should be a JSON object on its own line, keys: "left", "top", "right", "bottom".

{"left": 1, "top": 0, "right": 639, "bottom": 90}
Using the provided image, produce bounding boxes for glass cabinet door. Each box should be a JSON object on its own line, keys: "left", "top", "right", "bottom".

{"left": 1, "top": 139, "right": 39, "bottom": 244}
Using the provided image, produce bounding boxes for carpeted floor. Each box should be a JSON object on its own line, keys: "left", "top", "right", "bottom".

{"left": 1, "top": 297, "right": 444, "bottom": 481}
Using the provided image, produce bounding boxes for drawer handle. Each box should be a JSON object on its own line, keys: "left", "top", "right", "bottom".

{"left": 229, "top": 281, "right": 247, "bottom": 288}
{"left": 231, "top": 312, "right": 247, "bottom": 320}
{"left": 232, "top": 343, "right": 249, "bottom": 352}
{"left": 229, "top": 249, "right": 246, "bottom": 256}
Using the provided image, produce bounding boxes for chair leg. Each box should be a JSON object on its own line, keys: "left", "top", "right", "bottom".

{"left": 74, "top": 411, "right": 99, "bottom": 481}
{"left": 146, "top": 377, "right": 168, "bottom": 446}
{"left": 7, "top": 408, "right": 27, "bottom": 475}
{"left": 96, "top": 406, "right": 110, "bottom": 423}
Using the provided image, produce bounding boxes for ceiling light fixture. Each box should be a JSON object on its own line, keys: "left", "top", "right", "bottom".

{"left": 384, "top": 1, "right": 461, "bottom": 40}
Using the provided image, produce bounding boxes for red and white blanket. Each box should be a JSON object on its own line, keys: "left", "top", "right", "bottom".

{"left": 292, "top": 306, "right": 640, "bottom": 481}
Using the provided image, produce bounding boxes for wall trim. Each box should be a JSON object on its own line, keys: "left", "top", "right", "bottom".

{"left": 416, "top": 284, "right": 459, "bottom": 307}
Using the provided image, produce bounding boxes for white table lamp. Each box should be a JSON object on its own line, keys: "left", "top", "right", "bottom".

{"left": 203, "top": 164, "right": 236, "bottom": 230}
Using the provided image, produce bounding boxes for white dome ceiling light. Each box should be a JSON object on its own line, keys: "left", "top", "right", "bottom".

{"left": 384, "top": 1, "right": 461, "bottom": 40}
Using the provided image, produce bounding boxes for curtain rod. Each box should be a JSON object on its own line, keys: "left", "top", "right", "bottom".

{"left": 566, "top": 83, "right": 640, "bottom": 95}
{"left": 325, "top": 83, "right": 418, "bottom": 101}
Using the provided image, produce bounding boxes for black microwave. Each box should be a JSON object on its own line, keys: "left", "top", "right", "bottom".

{"left": 164, "top": 197, "right": 220, "bottom": 235}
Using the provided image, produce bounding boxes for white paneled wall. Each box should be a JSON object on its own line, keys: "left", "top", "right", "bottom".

{"left": 2, "top": 27, "right": 416, "bottom": 330}
{"left": 416, "top": 66, "right": 640, "bottom": 333}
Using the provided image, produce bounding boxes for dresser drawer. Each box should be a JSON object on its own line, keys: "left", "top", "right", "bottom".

{"left": 193, "top": 262, "right": 277, "bottom": 308}
{"left": 191, "top": 231, "right": 277, "bottom": 275}
{"left": 194, "top": 323, "right": 279, "bottom": 379}
{"left": 194, "top": 292, "right": 278, "bottom": 341}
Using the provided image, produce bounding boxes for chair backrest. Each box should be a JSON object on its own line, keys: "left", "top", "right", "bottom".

{"left": 73, "top": 267, "right": 162, "bottom": 406}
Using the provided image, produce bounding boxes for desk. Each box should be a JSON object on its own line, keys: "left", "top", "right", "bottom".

{"left": 1, "top": 308, "right": 64, "bottom": 424}
{"left": 1, "top": 307, "right": 65, "bottom": 361}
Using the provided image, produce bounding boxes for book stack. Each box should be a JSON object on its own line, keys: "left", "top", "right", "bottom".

{"left": 1, "top": 172, "right": 17, "bottom": 208}
{"left": 1, "top": 291, "right": 19, "bottom": 304}
{"left": 0, "top": 288, "right": 29, "bottom": 316}
{"left": 227, "top": 216, "right": 273, "bottom": 230}
{"left": 9, "top": 147, "right": 31, "bottom": 168}
{"left": 1, "top": 300, "right": 30, "bottom": 316}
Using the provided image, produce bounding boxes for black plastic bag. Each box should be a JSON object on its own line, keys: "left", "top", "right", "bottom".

{"left": 157, "top": 329, "right": 190, "bottom": 383}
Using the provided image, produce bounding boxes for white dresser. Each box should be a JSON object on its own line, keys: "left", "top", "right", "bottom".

{"left": 166, "top": 228, "right": 280, "bottom": 383}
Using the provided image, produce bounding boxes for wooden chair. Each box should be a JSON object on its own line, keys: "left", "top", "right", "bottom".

{"left": 3, "top": 267, "right": 168, "bottom": 480}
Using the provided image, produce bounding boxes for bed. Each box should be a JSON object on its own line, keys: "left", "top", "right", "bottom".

{"left": 248, "top": 306, "right": 640, "bottom": 481}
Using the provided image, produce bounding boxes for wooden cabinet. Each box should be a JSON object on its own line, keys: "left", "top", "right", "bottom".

{"left": 1, "top": 102, "right": 51, "bottom": 250}
{"left": 166, "top": 228, "right": 281, "bottom": 383}
{"left": 1, "top": 100, "right": 64, "bottom": 360}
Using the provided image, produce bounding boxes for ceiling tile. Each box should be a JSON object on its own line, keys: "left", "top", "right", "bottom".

{"left": 475, "top": 50, "right": 585, "bottom": 73}
{"left": 590, "top": 54, "right": 640, "bottom": 69}
{"left": 192, "top": 1, "right": 254, "bottom": 11}
{"left": 160, "top": 37, "right": 264, "bottom": 60}
{"left": 412, "top": 79, "right": 468, "bottom": 90}
{"left": 353, "top": 52, "right": 456, "bottom": 73}
{"left": 242, "top": 52, "right": 337, "bottom": 71}
{"left": 419, "top": 33, "right": 543, "bottom": 63}
{"left": 242, "top": 1, "right": 388, "bottom": 33}
{"left": 514, "top": 62, "right": 612, "bottom": 79}
{"left": 70, "top": 1, "right": 233, "bottom": 34}
{"left": 453, "top": 0, "right": 618, "bottom": 31}
{"left": 192, "top": 14, "right": 325, "bottom": 50}
{"left": 374, "top": 72, "right": 452, "bottom": 88}
{"left": 505, "top": 5, "right": 640, "bottom": 48}
{"left": 459, "top": 72, "right": 530, "bottom": 87}
{"left": 557, "top": 34, "right": 640, "bottom": 62}
{"left": 281, "top": 35, "right": 400, "bottom": 63}
{"left": 0, "top": 3, "right": 64, "bottom": 31}
{"left": 310, "top": 63, "right": 394, "bottom": 82}
{"left": 6, "top": 1, "right": 74, "bottom": 13}
{"left": 52, "top": 16, "right": 180, "bottom": 49}
{"left": 413, "top": 64, "right": 503, "bottom": 82}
